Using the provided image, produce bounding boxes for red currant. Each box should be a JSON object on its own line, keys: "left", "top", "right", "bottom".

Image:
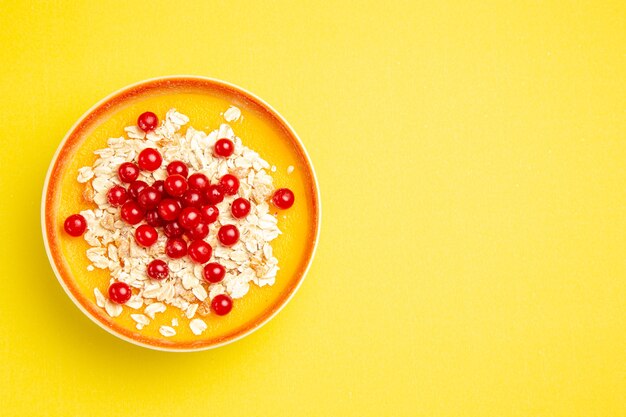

{"left": 153, "top": 180, "right": 165, "bottom": 195}
{"left": 231, "top": 198, "right": 251, "bottom": 218}
{"left": 137, "top": 186, "right": 162, "bottom": 210}
{"left": 188, "top": 240, "right": 213, "bottom": 263}
{"left": 178, "top": 207, "right": 202, "bottom": 230}
{"left": 211, "top": 294, "right": 233, "bottom": 315}
{"left": 120, "top": 201, "right": 145, "bottom": 224}
{"left": 135, "top": 224, "right": 158, "bottom": 247}
{"left": 164, "top": 174, "right": 188, "bottom": 197}
{"left": 218, "top": 224, "right": 239, "bottom": 246}
{"left": 145, "top": 209, "right": 163, "bottom": 227}
{"left": 107, "top": 185, "right": 128, "bottom": 207}
{"left": 167, "top": 160, "right": 188, "bottom": 178}
{"left": 164, "top": 220, "right": 184, "bottom": 238}
{"left": 137, "top": 111, "right": 158, "bottom": 132}
{"left": 187, "top": 222, "right": 209, "bottom": 240}
{"left": 118, "top": 162, "right": 139, "bottom": 183}
{"left": 188, "top": 173, "right": 209, "bottom": 191}
{"left": 64, "top": 214, "right": 87, "bottom": 236}
{"left": 182, "top": 189, "right": 204, "bottom": 208}
{"left": 219, "top": 174, "right": 239, "bottom": 195}
{"left": 203, "top": 262, "right": 225, "bottom": 283}
{"left": 214, "top": 138, "right": 234, "bottom": 157}
{"left": 272, "top": 188, "right": 295, "bottom": 209}
{"left": 205, "top": 184, "right": 224, "bottom": 205}
{"left": 138, "top": 148, "right": 162, "bottom": 171}
{"left": 157, "top": 198, "right": 182, "bottom": 222}
{"left": 108, "top": 282, "right": 132, "bottom": 304}
{"left": 165, "top": 238, "right": 187, "bottom": 259}
{"left": 147, "top": 259, "right": 169, "bottom": 280}
{"left": 128, "top": 180, "right": 148, "bottom": 200}
{"left": 200, "top": 205, "right": 219, "bottom": 224}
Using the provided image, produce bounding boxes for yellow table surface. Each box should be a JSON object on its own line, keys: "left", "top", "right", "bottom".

{"left": 0, "top": 1, "right": 624, "bottom": 416}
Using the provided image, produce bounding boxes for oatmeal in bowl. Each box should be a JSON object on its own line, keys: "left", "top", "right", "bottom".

{"left": 42, "top": 77, "right": 320, "bottom": 351}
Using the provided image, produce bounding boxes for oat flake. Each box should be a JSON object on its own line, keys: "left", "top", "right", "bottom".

{"left": 189, "top": 318, "right": 207, "bottom": 335}
{"left": 159, "top": 326, "right": 176, "bottom": 337}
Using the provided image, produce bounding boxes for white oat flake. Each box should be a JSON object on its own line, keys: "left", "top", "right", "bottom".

{"left": 223, "top": 106, "right": 241, "bottom": 122}
{"left": 159, "top": 326, "right": 176, "bottom": 337}
{"left": 189, "top": 318, "right": 207, "bottom": 335}
{"left": 104, "top": 299, "right": 123, "bottom": 318}
{"left": 131, "top": 314, "right": 150, "bottom": 326}
{"left": 192, "top": 285, "right": 208, "bottom": 302}
{"left": 126, "top": 295, "right": 144, "bottom": 309}
{"left": 145, "top": 302, "right": 166, "bottom": 319}
{"left": 124, "top": 125, "right": 146, "bottom": 139}
{"left": 94, "top": 288, "right": 106, "bottom": 308}
{"left": 185, "top": 303, "right": 199, "bottom": 319}
{"left": 77, "top": 166, "right": 94, "bottom": 183}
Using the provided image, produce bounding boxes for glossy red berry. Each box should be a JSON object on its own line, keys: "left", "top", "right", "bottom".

{"left": 64, "top": 214, "right": 87, "bottom": 236}
{"left": 137, "top": 187, "right": 162, "bottom": 210}
{"left": 205, "top": 184, "right": 224, "bottom": 205}
{"left": 167, "top": 160, "right": 188, "bottom": 178}
{"left": 164, "top": 174, "right": 188, "bottom": 197}
{"left": 137, "top": 111, "right": 158, "bottom": 132}
{"left": 157, "top": 198, "right": 182, "bottom": 221}
{"left": 219, "top": 174, "right": 239, "bottom": 195}
{"left": 108, "top": 282, "right": 132, "bottom": 304}
{"left": 187, "top": 222, "right": 209, "bottom": 240}
{"left": 187, "top": 173, "right": 209, "bottom": 191}
{"left": 178, "top": 207, "right": 202, "bottom": 230}
{"left": 218, "top": 224, "right": 239, "bottom": 246}
{"left": 145, "top": 209, "right": 163, "bottom": 227}
{"left": 203, "top": 262, "right": 225, "bottom": 283}
{"left": 135, "top": 225, "right": 158, "bottom": 247}
{"left": 120, "top": 201, "right": 145, "bottom": 224}
{"left": 164, "top": 220, "right": 184, "bottom": 238}
{"left": 214, "top": 138, "right": 234, "bottom": 157}
{"left": 200, "top": 205, "right": 219, "bottom": 224}
{"left": 138, "top": 148, "right": 162, "bottom": 171}
{"left": 231, "top": 198, "right": 251, "bottom": 218}
{"left": 188, "top": 240, "right": 213, "bottom": 263}
{"left": 165, "top": 238, "right": 187, "bottom": 259}
{"left": 118, "top": 162, "right": 139, "bottom": 183}
{"left": 107, "top": 185, "right": 128, "bottom": 207}
{"left": 128, "top": 180, "right": 148, "bottom": 200}
{"left": 211, "top": 294, "right": 233, "bottom": 315}
{"left": 152, "top": 180, "right": 165, "bottom": 195}
{"left": 272, "top": 188, "right": 295, "bottom": 209}
{"left": 182, "top": 189, "right": 204, "bottom": 208}
{"left": 147, "top": 260, "right": 169, "bottom": 280}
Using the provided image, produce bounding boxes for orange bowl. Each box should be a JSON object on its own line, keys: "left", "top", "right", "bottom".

{"left": 41, "top": 76, "right": 321, "bottom": 351}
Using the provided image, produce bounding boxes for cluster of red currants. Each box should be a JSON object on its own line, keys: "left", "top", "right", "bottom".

{"left": 63, "top": 111, "right": 295, "bottom": 317}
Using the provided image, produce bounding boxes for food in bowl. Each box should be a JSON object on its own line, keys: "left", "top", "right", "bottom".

{"left": 42, "top": 77, "right": 320, "bottom": 350}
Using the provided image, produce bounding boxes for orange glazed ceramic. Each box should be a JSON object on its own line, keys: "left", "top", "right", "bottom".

{"left": 42, "top": 76, "right": 321, "bottom": 351}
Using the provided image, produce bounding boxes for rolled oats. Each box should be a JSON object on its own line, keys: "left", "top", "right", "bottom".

{"left": 78, "top": 109, "right": 284, "bottom": 335}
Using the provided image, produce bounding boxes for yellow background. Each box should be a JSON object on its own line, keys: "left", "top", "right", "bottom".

{"left": 0, "top": 1, "right": 624, "bottom": 416}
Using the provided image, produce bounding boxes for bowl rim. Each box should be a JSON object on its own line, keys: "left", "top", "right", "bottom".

{"left": 40, "top": 75, "right": 322, "bottom": 352}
